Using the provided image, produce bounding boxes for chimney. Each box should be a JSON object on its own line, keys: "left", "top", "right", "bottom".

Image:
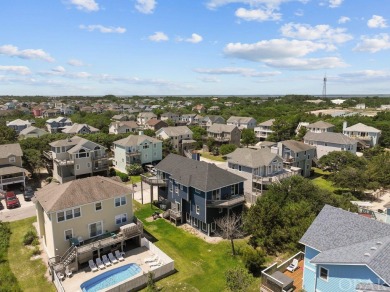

{"left": 343, "top": 121, "right": 347, "bottom": 132}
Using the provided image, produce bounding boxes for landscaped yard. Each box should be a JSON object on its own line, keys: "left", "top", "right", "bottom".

{"left": 8, "top": 217, "right": 55, "bottom": 292}
{"left": 134, "top": 202, "right": 260, "bottom": 291}
{"left": 200, "top": 152, "right": 226, "bottom": 162}
{"left": 311, "top": 167, "right": 340, "bottom": 193}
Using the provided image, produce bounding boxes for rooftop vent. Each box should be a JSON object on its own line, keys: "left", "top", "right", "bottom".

{"left": 370, "top": 246, "right": 377, "bottom": 251}
{"left": 364, "top": 253, "right": 370, "bottom": 257}
{"left": 376, "top": 241, "right": 383, "bottom": 245}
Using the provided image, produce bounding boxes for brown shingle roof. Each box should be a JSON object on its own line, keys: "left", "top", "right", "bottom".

{"left": 0, "top": 143, "right": 23, "bottom": 159}
{"left": 35, "top": 176, "right": 134, "bottom": 213}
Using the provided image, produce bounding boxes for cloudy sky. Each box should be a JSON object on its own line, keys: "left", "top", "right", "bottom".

{"left": 1, "top": 0, "right": 390, "bottom": 95}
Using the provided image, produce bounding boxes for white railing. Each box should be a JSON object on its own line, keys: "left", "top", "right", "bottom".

{"left": 1, "top": 176, "right": 25, "bottom": 184}
{"left": 53, "top": 270, "right": 65, "bottom": 292}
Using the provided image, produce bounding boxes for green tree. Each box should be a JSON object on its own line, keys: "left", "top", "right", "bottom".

{"left": 295, "top": 126, "right": 307, "bottom": 141}
{"left": 162, "top": 139, "right": 177, "bottom": 158}
{"left": 319, "top": 151, "right": 367, "bottom": 172}
{"left": 366, "top": 152, "right": 390, "bottom": 187}
{"left": 330, "top": 167, "right": 368, "bottom": 191}
{"left": 268, "top": 118, "right": 296, "bottom": 142}
{"left": 23, "top": 149, "right": 44, "bottom": 177}
{"left": 0, "top": 125, "right": 17, "bottom": 145}
{"left": 143, "top": 129, "right": 156, "bottom": 137}
{"left": 220, "top": 144, "right": 237, "bottom": 156}
{"left": 126, "top": 164, "right": 144, "bottom": 176}
{"left": 165, "top": 118, "right": 175, "bottom": 126}
{"left": 225, "top": 267, "right": 253, "bottom": 292}
{"left": 241, "top": 129, "right": 256, "bottom": 147}
{"left": 241, "top": 245, "right": 266, "bottom": 275}
{"left": 189, "top": 126, "right": 206, "bottom": 149}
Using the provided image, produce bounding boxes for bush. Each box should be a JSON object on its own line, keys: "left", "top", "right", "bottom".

{"left": 225, "top": 267, "right": 253, "bottom": 292}
{"left": 126, "top": 164, "right": 144, "bottom": 176}
{"left": 30, "top": 246, "right": 41, "bottom": 257}
{"left": 109, "top": 168, "right": 117, "bottom": 177}
{"left": 23, "top": 229, "right": 38, "bottom": 246}
{"left": 115, "top": 170, "right": 129, "bottom": 182}
{"left": 220, "top": 144, "right": 237, "bottom": 156}
{"left": 242, "top": 245, "right": 266, "bottom": 275}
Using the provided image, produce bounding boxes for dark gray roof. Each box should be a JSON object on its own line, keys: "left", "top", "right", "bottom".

{"left": 114, "top": 135, "right": 161, "bottom": 147}
{"left": 0, "top": 143, "right": 23, "bottom": 158}
{"left": 155, "top": 154, "right": 245, "bottom": 192}
{"left": 279, "top": 140, "right": 316, "bottom": 153}
{"left": 156, "top": 126, "right": 193, "bottom": 137}
{"left": 300, "top": 205, "right": 390, "bottom": 284}
{"left": 208, "top": 124, "right": 237, "bottom": 134}
{"left": 304, "top": 132, "right": 356, "bottom": 145}
{"left": 227, "top": 148, "right": 282, "bottom": 168}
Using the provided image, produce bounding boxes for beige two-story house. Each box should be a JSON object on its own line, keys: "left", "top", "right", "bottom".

{"left": 0, "top": 143, "right": 26, "bottom": 190}
{"left": 34, "top": 176, "right": 141, "bottom": 266}
{"left": 207, "top": 124, "right": 241, "bottom": 146}
{"left": 156, "top": 126, "right": 195, "bottom": 154}
{"left": 44, "top": 136, "right": 108, "bottom": 184}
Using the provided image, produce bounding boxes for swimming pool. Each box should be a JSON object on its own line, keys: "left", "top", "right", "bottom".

{"left": 80, "top": 263, "right": 142, "bottom": 292}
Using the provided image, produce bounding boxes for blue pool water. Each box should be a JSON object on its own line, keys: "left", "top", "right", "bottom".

{"left": 80, "top": 263, "right": 142, "bottom": 292}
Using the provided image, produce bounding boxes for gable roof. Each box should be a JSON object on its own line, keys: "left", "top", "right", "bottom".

{"left": 344, "top": 123, "right": 381, "bottom": 133}
{"left": 156, "top": 126, "right": 193, "bottom": 137}
{"left": 111, "top": 121, "right": 138, "bottom": 128}
{"left": 0, "top": 143, "right": 23, "bottom": 158}
{"left": 304, "top": 132, "right": 356, "bottom": 145}
{"left": 61, "top": 123, "right": 99, "bottom": 134}
{"left": 19, "top": 126, "right": 48, "bottom": 136}
{"left": 300, "top": 205, "right": 390, "bottom": 284}
{"left": 114, "top": 134, "right": 161, "bottom": 147}
{"left": 227, "top": 116, "right": 255, "bottom": 123}
{"left": 307, "top": 121, "right": 334, "bottom": 129}
{"left": 7, "top": 119, "right": 31, "bottom": 126}
{"left": 146, "top": 119, "right": 167, "bottom": 126}
{"left": 258, "top": 119, "right": 275, "bottom": 127}
{"left": 49, "top": 136, "right": 106, "bottom": 151}
{"left": 279, "top": 140, "right": 316, "bottom": 153}
{"left": 227, "top": 148, "right": 282, "bottom": 168}
{"left": 138, "top": 112, "right": 157, "bottom": 118}
{"left": 35, "top": 176, "right": 134, "bottom": 213}
{"left": 155, "top": 154, "right": 245, "bottom": 191}
{"left": 208, "top": 124, "right": 238, "bottom": 134}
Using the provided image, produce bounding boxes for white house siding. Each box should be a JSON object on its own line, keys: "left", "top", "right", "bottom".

{"left": 307, "top": 141, "right": 356, "bottom": 159}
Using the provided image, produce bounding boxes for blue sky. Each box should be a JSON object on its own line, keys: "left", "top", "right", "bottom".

{"left": 1, "top": 0, "right": 390, "bottom": 96}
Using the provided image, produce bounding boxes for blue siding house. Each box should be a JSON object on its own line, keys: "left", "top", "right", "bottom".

{"left": 155, "top": 154, "right": 245, "bottom": 235}
{"left": 300, "top": 205, "right": 390, "bottom": 292}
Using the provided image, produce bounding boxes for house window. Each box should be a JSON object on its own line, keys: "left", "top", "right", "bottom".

{"left": 9, "top": 156, "right": 16, "bottom": 163}
{"left": 196, "top": 205, "right": 200, "bottom": 215}
{"left": 143, "top": 143, "right": 149, "bottom": 149}
{"left": 95, "top": 202, "right": 102, "bottom": 211}
{"left": 66, "top": 210, "right": 73, "bottom": 220}
{"left": 180, "top": 184, "right": 183, "bottom": 191}
{"left": 154, "top": 144, "right": 156, "bottom": 148}
{"left": 64, "top": 229, "right": 73, "bottom": 241}
{"left": 89, "top": 221, "right": 103, "bottom": 238}
{"left": 74, "top": 208, "right": 81, "bottom": 218}
{"left": 202, "top": 222, "right": 207, "bottom": 232}
{"left": 57, "top": 211, "right": 65, "bottom": 222}
{"left": 115, "top": 213, "right": 127, "bottom": 225}
{"left": 115, "top": 196, "right": 126, "bottom": 207}
{"left": 76, "top": 164, "right": 80, "bottom": 170}
{"left": 87, "top": 162, "right": 91, "bottom": 168}
{"left": 320, "top": 267, "right": 329, "bottom": 281}
{"left": 175, "top": 186, "right": 178, "bottom": 194}
{"left": 219, "top": 208, "right": 223, "bottom": 214}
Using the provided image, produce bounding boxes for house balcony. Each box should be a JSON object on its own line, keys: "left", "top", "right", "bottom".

{"left": 0, "top": 175, "right": 25, "bottom": 185}
{"left": 126, "top": 151, "right": 141, "bottom": 157}
{"left": 92, "top": 163, "right": 109, "bottom": 173}
{"left": 283, "top": 157, "right": 295, "bottom": 164}
{"left": 261, "top": 252, "right": 304, "bottom": 292}
{"left": 206, "top": 195, "right": 245, "bottom": 208}
{"left": 141, "top": 174, "right": 167, "bottom": 187}
{"left": 54, "top": 159, "right": 75, "bottom": 166}
{"left": 43, "top": 151, "right": 53, "bottom": 160}
{"left": 91, "top": 153, "right": 108, "bottom": 161}
{"left": 253, "top": 170, "right": 298, "bottom": 185}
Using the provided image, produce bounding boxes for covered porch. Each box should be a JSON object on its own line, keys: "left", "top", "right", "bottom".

{"left": 0, "top": 165, "right": 26, "bottom": 189}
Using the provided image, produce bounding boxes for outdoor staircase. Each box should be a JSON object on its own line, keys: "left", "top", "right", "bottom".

{"left": 183, "top": 149, "right": 192, "bottom": 159}
{"left": 59, "top": 245, "right": 77, "bottom": 267}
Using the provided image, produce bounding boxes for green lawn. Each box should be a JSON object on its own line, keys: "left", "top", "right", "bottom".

{"left": 311, "top": 167, "right": 347, "bottom": 194}
{"left": 130, "top": 175, "right": 141, "bottom": 184}
{"left": 8, "top": 217, "right": 55, "bottom": 292}
{"left": 200, "top": 152, "right": 226, "bottom": 162}
{"left": 134, "top": 203, "right": 260, "bottom": 291}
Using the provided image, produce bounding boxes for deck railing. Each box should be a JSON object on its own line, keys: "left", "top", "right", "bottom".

{"left": 141, "top": 174, "right": 167, "bottom": 187}
{"left": 206, "top": 195, "right": 245, "bottom": 207}
{"left": 0, "top": 176, "right": 25, "bottom": 184}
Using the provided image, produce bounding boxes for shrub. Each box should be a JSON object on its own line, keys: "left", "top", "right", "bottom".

{"left": 220, "top": 144, "right": 237, "bottom": 156}
{"left": 109, "top": 168, "right": 117, "bottom": 177}
{"left": 30, "top": 246, "right": 41, "bottom": 257}
{"left": 241, "top": 245, "right": 266, "bottom": 275}
{"left": 115, "top": 170, "right": 129, "bottom": 182}
{"left": 23, "top": 229, "right": 38, "bottom": 246}
{"left": 126, "top": 164, "right": 144, "bottom": 176}
{"left": 225, "top": 267, "right": 253, "bottom": 292}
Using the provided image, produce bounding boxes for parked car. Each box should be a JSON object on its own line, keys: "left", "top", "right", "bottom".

{"left": 5, "top": 191, "right": 20, "bottom": 209}
{"left": 23, "top": 187, "right": 35, "bottom": 201}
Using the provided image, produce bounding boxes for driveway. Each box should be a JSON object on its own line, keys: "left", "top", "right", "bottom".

{"left": 0, "top": 190, "right": 36, "bottom": 222}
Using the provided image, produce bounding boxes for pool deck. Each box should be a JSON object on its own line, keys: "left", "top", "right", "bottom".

{"left": 62, "top": 247, "right": 153, "bottom": 292}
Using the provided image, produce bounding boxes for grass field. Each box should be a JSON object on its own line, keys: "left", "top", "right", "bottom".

{"left": 200, "top": 152, "right": 226, "bottom": 162}
{"left": 134, "top": 202, "right": 260, "bottom": 291}
{"left": 8, "top": 218, "right": 55, "bottom": 292}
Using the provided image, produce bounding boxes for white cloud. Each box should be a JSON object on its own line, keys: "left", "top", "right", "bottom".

{"left": 148, "top": 32, "right": 169, "bottom": 42}
{"left": 135, "top": 0, "right": 156, "bottom": 14}
{"left": 295, "top": 9, "right": 304, "bottom": 17}
{"left": 235, "top": 7, "right": 281, "bottom": 22}
{"left": 328, "top": 0, "right": 343, "bottom": 8}
{"left": 354, "top": 33, "right": 390, "bottom": 53}
{"left": 79, "top": 25, "right": 126, "bottom": 33}
{"left": 197, "top": 76, "right": 221, "bottom": 83}
{"left": 0, "top": 65, "right": 31, "bottom": 75}
{"left": 206, "top": 0, "right": 305, "bottom": 10}
{"left": 69, "top": 0, "right": 99, "bottom": 12}
{"left": 367, "top": 15, "right": 388, "bottom": 28}
{"left": 39, "top": 68, "right": 91, "bottom": 79}
{"left": 262, "top": 57, "right": 347, "bottom": 70}
{"left": 0, "top": 44, "right": 54, "bottom": 62}
{"left": 338, "top": 16, "right": 350, "bottom": 24}
{"left": 335, "top": 70, "right": 390, "bottom": 83}
{"left": 177, "top": 33, "right": 203, "bottom": 43}
{"left": 194, "top": 67, "right": 280, "bottom": 77}
{"left": 280, "top": 23, "right": 353, "bottom": 43}
{"left": 52, "top": 66, "right": 66, "bottom": 73}
{"left": 67, "top": 59, "right": 85, "bottom": 67}
{"left": 224, "top": 39, "right": 334, "bottom": 61}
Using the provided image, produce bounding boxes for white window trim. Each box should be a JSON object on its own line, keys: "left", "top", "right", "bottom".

{"left": 9, "top": 156, "right": 16, "bottom": 163}
{"left": 95, "top": 202, "right": 102, "bottom": 212}
{"left": 57, "top": 207, "right": 81, "bottom": 223}
{"left": 115, "top": 213, "right": 128, "bottom": 225}
{"left": 88, "top": 221, "right": 103, "bottom": 238}
{"left": 196, "top": 205, "right": 200, "bottom": 215}
{"left": 114, "top": 196, "right": 127, "bottom": 207}
{"left": 319, "top": 267, "right": 329, "bottom": 282}
{"left": 64, "top": 229, "right": 73, "bottom": 241}
{"left": 202, "top": 222, "right": 207, "bottom": 232}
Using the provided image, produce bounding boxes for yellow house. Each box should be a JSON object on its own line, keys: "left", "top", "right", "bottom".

{"left": 34, "top": 176, "right": 142, "bottom": 269}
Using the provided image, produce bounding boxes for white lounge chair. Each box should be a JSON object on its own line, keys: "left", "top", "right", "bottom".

{"left": 89, "top": 260, "right": 98, "bottom": 272}
{"left": 115, "top": 250, "right": 125, "bottom": 261}
{"left": 286, "top": 259, "right": 299, "bottom": 272}
{"left": 108, "top": 252, "right": 118, "bottom": 264}
{"left": 65, "top": 266, "right": 73, "bottom": 277}
{"left": 149, "top": 260, "right": 163, "bottom": 269}
{"left": 102, "top": 255, "right": 112, "bottom": 267}
{"left": 144, "top": 255, "right": 158, "bottom": 263}
{"left": 96, "top": 258, "right": 106, "bottom": 270}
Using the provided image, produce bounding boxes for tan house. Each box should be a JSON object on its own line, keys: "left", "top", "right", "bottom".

{"left": 19, "top": 126, "right": 48, "bottom": 139}
{"left": 43, "top": 136, "right": 108, "bottom": 184}
{"left": 144, "top": 119, "right": 168, "bottom": 131}
{"left": 34, "top": 176, "right": 142, "bottom": 268}
{"left": 155, "top": 126, "right": 195, "bottom": 154}
{"left": 109, "top": 121, "right": 139, "bottom": 135}
{"left": 61, "top": 123, "right": 100, "bottom": 135}
{"left": 0, "top": 143, "right": 26, "bottom": 190}
{"left": 207, "top": 124, "right": 241, "bottom": 146}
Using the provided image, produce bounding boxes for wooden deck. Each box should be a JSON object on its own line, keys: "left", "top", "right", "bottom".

{"left": 283, "top": 260, "right": 304, "bottom": 291}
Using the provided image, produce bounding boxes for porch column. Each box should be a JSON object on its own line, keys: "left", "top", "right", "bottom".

{"left": 141, "top": 179, "right": 144, "bottom": 204}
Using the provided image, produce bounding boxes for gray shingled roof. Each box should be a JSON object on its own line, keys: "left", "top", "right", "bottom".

{"left": 227, "top": 116, "right": 255, "bottom": 123}
{"left": 61, "top": 123, "right": 99, "bottom": 134}
{"left": 344, "top": 123, "right": 381, "bottom": 133}
{"left": 280, "top": 140, "right": 316, "bottom": 153}
{"left": 356, "top": 283, "right": 390, "bottom": 291}
{"left": 155, "top": 154, "right": 245, "bottom": 191}
{"left": 300, "top": 205, "right": 390, "bottom": 284}
{"left": 35, "top": 176, "right": 134, "bottom": 213}
{"left": 157, "top": 126, "right": 193, "bottom": 137}
{"left": 227, "top": 148, "right": 281, "bottom": 168}
{"left": 19, "top": 126, "right": 48, "bottom": 136}
{"left": 0, "top": 143, "right": 23, "bottom": 158}
{"left": 208, "top": 124, "right": 237, "bottom": 134}
{"left": 258, "top": 119, "right": 275, "bottom": 126}
{"left": 304, "top": 132, "right": 356, "bottom": 145}
{"left": 307, "top": 121, "right": 334, "bottom": 129}
{"left": 114, "top": 135, "right": 161, "bottom": 147}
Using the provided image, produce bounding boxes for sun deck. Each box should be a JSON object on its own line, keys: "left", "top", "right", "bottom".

{"left": 282, "top": 259, "right": 303, "bottom": 291}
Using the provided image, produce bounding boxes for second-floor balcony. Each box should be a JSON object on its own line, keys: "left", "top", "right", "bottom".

{"left": 141, "top": 174, "right": 167, "bottom": 187}
{"left": 206, "top": 195, "right": 245, "bottom": 208}
{"left": 126, "top": 151, "right": 141, "bottom": 157}
{"left": 253, "top": 169, "right": 299, "bottom": 185}
{"left": 0, "top": 175, "right": 25, "bottom": 185}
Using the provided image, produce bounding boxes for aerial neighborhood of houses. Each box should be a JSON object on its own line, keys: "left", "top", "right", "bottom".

{"left": 1, "top": 95, "right": 390, "bottom": 292}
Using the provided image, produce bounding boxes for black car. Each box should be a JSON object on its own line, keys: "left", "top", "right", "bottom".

{"left": 23, "top": 187, "right": 35, "bottom": 201}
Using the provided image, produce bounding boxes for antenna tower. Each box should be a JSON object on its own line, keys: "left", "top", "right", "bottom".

{"left": 322, "top": 74, "right": 327, "bottom": 98}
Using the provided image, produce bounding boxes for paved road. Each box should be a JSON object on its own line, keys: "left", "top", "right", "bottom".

{"left": 0, "top": 192, "right": 36, "bottom": 222}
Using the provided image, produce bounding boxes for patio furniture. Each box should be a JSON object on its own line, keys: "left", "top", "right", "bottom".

{"left": 57, "top": 272, "right": 65, "bottom": 281}
{"left": 89, "top": 260, "right": 98, "bottom": 272}
{"left": 96, "top": 258, "right": 106, "bottom": 270}
{"left": 270, "top": 271, "right": 293, "bottom": 291}
{"left": 102, "top": 255, "right": 112, "bottom": 267}
{"left": 115, "top": 250, "right": 125, "bottom": 261}
{"left": 149, "top": 260, "right": 163, "bottom": 269}
{"left": 286, "top": 259, "right": 299, "bottom": 272}
{"left": 108, "top": 252, "right": 118, "bottom": 264}
{"left": 65, "top": 266, "right": 73, "bottom": 278}
{"left": 144, "top": 255, "right": 158, "bottom": 263}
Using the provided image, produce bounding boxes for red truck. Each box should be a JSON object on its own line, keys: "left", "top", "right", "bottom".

{"left": 5, "top": 191, "right": 20, "bottom": 209}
